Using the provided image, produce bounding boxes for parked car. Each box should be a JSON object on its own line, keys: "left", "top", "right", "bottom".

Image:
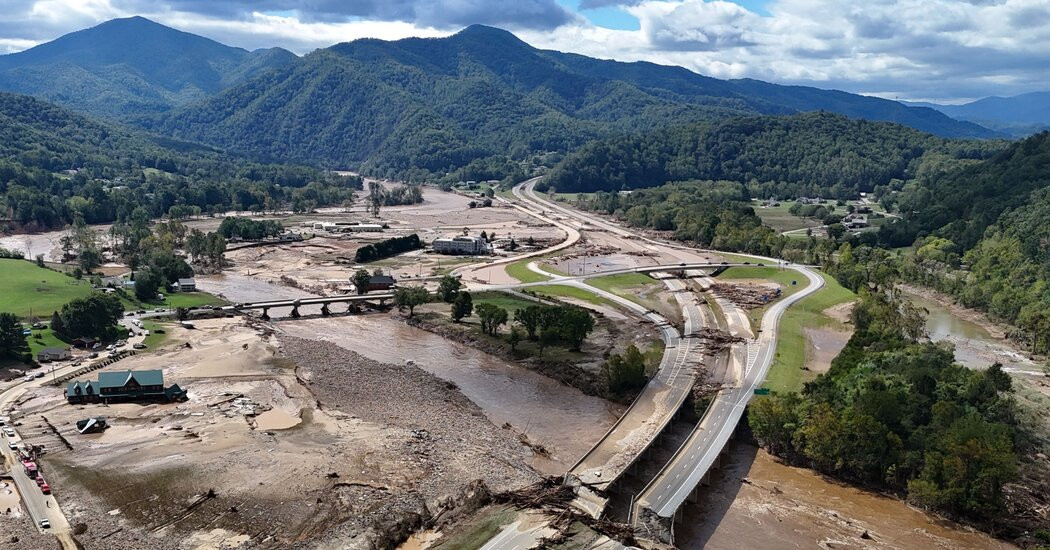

{"left": 23, "top": 375, "right": 34, "bottom": 382}
{"left": 39, "top": 519, "right": 50, "bottom": 529}
{"left": 88, "top": 352, "right": 98, "bottom": 358}
{"left": 8, "top": 442, "right": 16, "bottom": 450}
{"left": 34, "top": 372, "right": 44, "bottom": 378}
{"left": 40, "top": 482, "right": 50, "bottom": 494}
{"left": 35, "top": 477, "right": 44, "bottom": 487}
{"left": 105, "top": 345, "right": 115, "bottom": 351}
{"left": 4, "top": 427, "right": 15, "bottom": 437}
{"left": 133, "top": 343, "right": 147, "bottom": 350}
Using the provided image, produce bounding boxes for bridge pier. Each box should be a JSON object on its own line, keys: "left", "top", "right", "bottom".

{"left": 321, "top": 304, "right": 331, "bottom": 316}
{"left": 261, "top": 308, "right": 270, "bottom": 320}
{"left": 290, "top": 306, "right": 300, "bottom": 318}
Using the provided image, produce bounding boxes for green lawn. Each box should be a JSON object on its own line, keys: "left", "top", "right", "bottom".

{"left": 432, "top": 507, "right": 518, "bottom": 550}
{"left": 753, "top": 202, "right": 823, "bottom": 233}
{"left": 720, "top": 265, "right": 812, "bottom": 334}
{"left": 120, "top": 291, "right": 227, "bottom": 311}
{"left": 588, "top": 272, "right": 657, "bottom": 293}
{"left": 527, "top": 284, "right": 617, "bottom": 308}
{"left": 762, "top": 271, "right": 856, "bottom": 393}
{"left": 141, "top": 320, "right": 169, "bottom": 349}
{"left": 471, "top": 291, "right": 542, "bottom": 315}
{"left": 505, "top": 257, "right": 552, "bottom": 283}
{"left": 25, "top": 328, "right": 68, "bottom": 357}
{"left": 0, "top": 259, "right": 93, "bottom": 319}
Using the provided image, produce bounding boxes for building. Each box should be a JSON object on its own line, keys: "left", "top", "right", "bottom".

{"left": 432, "top": 235, "right": 491, "bottom": 256}
{"left": 65, "top": 369, "right": 187, "bottom": 404}
{"left": 346, "top": 224, "right": 383, "bottom": 233}
{"left": 71, "top": 337, "right": 97, "bottom": 349}
{"left": 365, "top": 275, "right": 397, "bottom": 292}
{"left": 37, "top": 347, "right": 71, "bottom": 363}
{"left": 176, "top": 278, "right": 197, "bottom": 292}
{"left": 843, "top": 214, "right": 869, "bottom": 229}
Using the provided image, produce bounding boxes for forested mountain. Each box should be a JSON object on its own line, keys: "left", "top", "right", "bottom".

{"left": 0, "top": 17, "right": 296, "bottom": 118}
{"left": 148, "top": 24, "right": 996, "bottom": 181}
{"left": 541, "top": 112, "right": 1005, "bottom": 197}
{"left": 911, "top": 92, "right": 1050, "bottom": 137}
{"left": 0, "top": 93, "right": 355, "bottom": 230}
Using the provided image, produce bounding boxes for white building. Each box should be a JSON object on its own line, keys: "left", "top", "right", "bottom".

{"left": 432, "top": 235, "right": 491, "bottom": 255}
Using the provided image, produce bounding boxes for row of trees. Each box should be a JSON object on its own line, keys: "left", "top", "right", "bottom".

{"left": 217, "top": 217, "right": 284, "bottom": 240}
{"left": 354, "top": 234, "right": 423, "bottom": 263}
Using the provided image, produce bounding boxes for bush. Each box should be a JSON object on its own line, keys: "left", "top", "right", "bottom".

{"left": 355, "top": 234, "right": 423, "bottom": 263}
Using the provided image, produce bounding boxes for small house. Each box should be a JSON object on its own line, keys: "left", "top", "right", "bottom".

{"left": 71, "top": 337, "right": 97, "bottom": 349}
{"left": 37, "top": 347, "right": 71, "bottom": 363}
{"left": 176, "top": 278, "right": 197, "bottom": 292}
{"left": 365, "top": 275, "right": 397, "bottom": 292}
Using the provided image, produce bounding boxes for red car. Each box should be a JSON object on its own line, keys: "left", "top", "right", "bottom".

{"left": 40, "top": 482, "right": 50, "bottom": 495}
{"left": 35, "top": 476, "right": 44, "bottom": 487}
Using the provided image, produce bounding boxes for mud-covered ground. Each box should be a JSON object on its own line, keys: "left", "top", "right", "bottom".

{"left": 2, "top": 318, "right": 538, "bottom": 549}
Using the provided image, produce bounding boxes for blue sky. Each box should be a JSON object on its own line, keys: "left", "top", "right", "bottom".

{"left": 0, "top": 0, "right": 1047, "bottom": 102}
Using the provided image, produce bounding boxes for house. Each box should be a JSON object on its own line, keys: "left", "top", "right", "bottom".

{"left": 176, "top": 278, "right": 196, "bottom": 292}
{"left": 346, "top": 224, "right": 383, "bottom": 233}
{"left": 432, "top": 235, "right": 491, "bottom": 255}
{"left": 365, "top": 275, "right": 397, "bottom": 292}
{"left": 843, "top": 214, "right": 869, "bottom": 229}
{"left": 37, "top": 347, "right": 71, "bottom": 363}
{"left": 71, "top": 337, "right": 97, "bottom": 349}
{"left": 65, "top": 369, "right": 187, "bottom": 404}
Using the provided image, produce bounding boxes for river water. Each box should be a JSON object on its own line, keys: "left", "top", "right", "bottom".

{"left": 195, "top": 273, "right": 620, "bottom": 474}
{"left": 908, "top": 293, "right": 1044, "bottom": 377}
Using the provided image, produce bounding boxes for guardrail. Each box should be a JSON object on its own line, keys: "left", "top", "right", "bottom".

{"left": 49, "top": 351, "right": 137, "bottom": 386}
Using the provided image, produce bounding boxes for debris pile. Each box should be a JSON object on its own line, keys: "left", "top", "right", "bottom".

{"left": 711, "top": 282, "right": 782, "bottom": 309}
{"left": 495, "top": 478, "right": 640, "bottom": 547}
{"left": 690, "top": 327, "right": 745, "bottom": 354}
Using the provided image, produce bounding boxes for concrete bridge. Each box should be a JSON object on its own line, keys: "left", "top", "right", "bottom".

{"left": 222, "top": 293, "right": 394, "bottom": 319}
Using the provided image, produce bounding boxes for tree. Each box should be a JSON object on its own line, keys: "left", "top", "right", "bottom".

{"left": 368, "top": 181, "right": 383, "bottom": 217}
{"left": 508, "top": 326, "right": 523, "bottom": 352}
{"left": 79, "top": 247, "right": 102, "bottom": 272}
{"left": 134, "top": 267, "right": 163, "bottom": 301}
{"left": 394, "top": 286, "right": 429, "bottom": 317}
{"left": 476, "top": 303, "right": 508, "bottom": 336}
{"left": 0, "top": 312, "right": 30, "bottom": 362}
{"left": 352, "top": 269, "right": 372, "bottom": 295}
{"left": 59, "top": 293, "right": 123, "bottom": 341}
{"left": 558, "top": 308, "right": 595, "bottom": 351}
{"left": 538, "top": 326, "right": 559, "bottom": 355}
{"left": 50, "top": 311, "right": 64, "bottom": 337}
{"left": 514, "top": 305, "right": 543, "bottom": 340}
{"left": 451, "top": 292, "right": 473, "bottom": 322}
{"left": 437, "top": 275, "right": 462, "bottom": 303}
{"left": 602, "top": 344, "right": 648, "bottom": 394}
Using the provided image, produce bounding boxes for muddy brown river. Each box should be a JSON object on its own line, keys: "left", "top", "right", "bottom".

{"left": 196, "top": 273, "right": 620, "bottom": 474}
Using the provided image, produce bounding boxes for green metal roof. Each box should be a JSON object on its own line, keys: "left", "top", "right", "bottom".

{"left": 97, "top": 369, "right": 164, "bottom": 389}
{"left": 65, "top": 380, "right": 98, "bottom": 397}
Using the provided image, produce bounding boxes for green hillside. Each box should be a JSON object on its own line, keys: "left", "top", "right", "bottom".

{"left": 0, "top": 92, "right": 357, "bottom": 230}
{"left": 542, "top": 112, "right": 1005, "bottom": 196}
{"left": 0, "top": 16, "right": 296, "bottom": 118}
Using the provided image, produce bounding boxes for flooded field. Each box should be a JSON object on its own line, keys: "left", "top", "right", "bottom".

{"left": 198, "top": 273, "right": 620, "bottom": 474}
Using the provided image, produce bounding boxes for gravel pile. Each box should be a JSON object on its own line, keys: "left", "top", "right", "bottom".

{"left": 281, "top": 335, "right": 538, "bottom": 498}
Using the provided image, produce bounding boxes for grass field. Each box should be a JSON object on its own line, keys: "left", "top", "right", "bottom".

{"left": 141, "top": 320, "right": 169, "bottom": 349}
{"left": 470, "top": 291, "right": 541, "bottom": 315}
{"left": 753, "top": 203, "right": 823, "bottom": 233}
{"left": 527, "top": 284, "right": 617, "bottom": 308}
{"left": 504, "top": 257, "right": 551, "bottom": 283}
{"left": 0, "top": 259, "right": 94, "bottom": 319}
{"left": 119, "top": 291, "right": 227, "bottom": 312}
{"left": 762, "top": 271, "right": 856, "bottom": 393}
{"left": 25, "top": 328, "right": 68, "bottom": 358}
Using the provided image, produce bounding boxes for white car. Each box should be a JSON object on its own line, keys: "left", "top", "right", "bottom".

{"left": 39, "top": 519, "right": 50, "bottom": 529}
{"left": 23, "top": 375, "right": 34, "bottom": 382}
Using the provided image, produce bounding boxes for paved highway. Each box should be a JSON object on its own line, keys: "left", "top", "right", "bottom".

{"left": 632, "top": 264, "right": 824, "bottom": 533}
